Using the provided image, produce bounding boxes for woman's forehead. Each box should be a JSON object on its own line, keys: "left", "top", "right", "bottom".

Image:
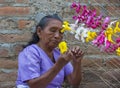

{"left": 47, "top": 19, "right": 62, "bottom": 28}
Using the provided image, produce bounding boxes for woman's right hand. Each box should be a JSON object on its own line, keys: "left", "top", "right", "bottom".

{"left": 58, "top": 49, "right": 74, "bottom": 65}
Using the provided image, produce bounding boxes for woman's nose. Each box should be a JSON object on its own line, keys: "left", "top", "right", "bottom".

{"left": 54, "top": 31, "right": 61, "bottom": 38}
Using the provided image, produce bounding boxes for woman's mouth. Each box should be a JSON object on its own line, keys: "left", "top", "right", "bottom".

{"left": 51, "top": 40, "right": 60, "bottom": 45}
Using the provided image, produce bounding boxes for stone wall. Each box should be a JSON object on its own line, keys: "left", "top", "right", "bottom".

{"left": 0, "top": 0, "right": 120, "bottom": 59}
{"left": 0, "top": 0, "right": 120, "bottom": 88}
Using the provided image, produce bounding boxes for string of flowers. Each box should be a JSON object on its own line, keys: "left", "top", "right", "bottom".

{"left": 58, "top": 2, "right": 120, "bottom": 56}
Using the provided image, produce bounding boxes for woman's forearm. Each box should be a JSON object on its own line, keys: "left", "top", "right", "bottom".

{"left": 27, "top": 59, "right": 68, "bottom": 88}
{"left": 70, "top": 62, "right": 82, "bottom": 87}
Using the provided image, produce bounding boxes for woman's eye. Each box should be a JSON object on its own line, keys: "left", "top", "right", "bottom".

{"left": 50, "top": 29, "right": 56, "bottom": 32}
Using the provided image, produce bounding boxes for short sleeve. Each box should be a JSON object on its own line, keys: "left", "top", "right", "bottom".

{"left": 18, "top": 46, "right": 41, "bottom": 82}
{"left": 64, "top": 62, "right": 73, "bottom": 76}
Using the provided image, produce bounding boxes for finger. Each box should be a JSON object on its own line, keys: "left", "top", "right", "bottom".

{"left": 74, "top": 48, "right": 82, "bottom": 55}
{"left": 62, "top": 50, "right": 73, "bottom": 61}
{"left": 76, "top": 51, "right": 84, "bottom": 58}
{"left": 74, "top": 46, "right": 79, "bottom": 53}
{"left": 71, "top": 46, "right": 75, "bottom": 52}
{"left": 67, "top": 50, "right": 74, "bottom": 57}
{"left": 71, "top": 46, "right": 80, "bottom": 54}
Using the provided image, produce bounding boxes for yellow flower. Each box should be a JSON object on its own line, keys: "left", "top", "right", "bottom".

{"left": 61, "top": 21, "right": 71, "bottom": 33}
{"left": 116, "top": 47, "right": 120, "bottom": 56}
{"left": 58, "top": 41, "right": 68, "bottom": 54}
{"left": 105, "top": 27, "right": 115, "bottom": 43}
{"left": 86, "top": 31, "right": 97, "bottom": 42}
{"left": 114, "top": 22, "right": 120, "bottom": 34}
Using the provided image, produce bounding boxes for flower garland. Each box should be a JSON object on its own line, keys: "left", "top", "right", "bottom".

{"left": 58, "top": 2, "right": 120, "bottom": 56}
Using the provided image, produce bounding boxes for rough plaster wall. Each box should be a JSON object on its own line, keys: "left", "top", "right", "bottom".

{"left": 0, "top": 0, "right": 120, "bottom": 59}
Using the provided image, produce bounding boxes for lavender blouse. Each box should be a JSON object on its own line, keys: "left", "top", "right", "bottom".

{"left": 16, "top": 44, "right": 73, "bottom": 88}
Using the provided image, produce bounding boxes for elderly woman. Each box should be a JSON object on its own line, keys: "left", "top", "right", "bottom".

{"left": 16, "top": 14, "right": 84, "bottom": 88}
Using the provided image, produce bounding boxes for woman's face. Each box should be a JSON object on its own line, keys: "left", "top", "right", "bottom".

{"left": 38, "top": 19, "right": 63, "bottom": 49}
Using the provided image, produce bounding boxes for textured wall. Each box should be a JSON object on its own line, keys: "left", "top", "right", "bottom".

{"left": 0, "top": 0, "right": 120, "bottom": 59}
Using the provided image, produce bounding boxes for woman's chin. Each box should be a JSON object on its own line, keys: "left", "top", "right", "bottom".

{"left": 50, "top": 43, "right": 58, "bottom": 48}
{"left": 47, "top": 41, "right": 59, "bottom": 49}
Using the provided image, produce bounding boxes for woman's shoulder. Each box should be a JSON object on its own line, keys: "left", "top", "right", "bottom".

{"left": 20, "top": 44, "right": 41, "bottom": 55}
{"left": 18, "top": 44, "right": 42, "bottom": 64}
{"left": 24, "top": 44, "right": 38, "bottom": 50}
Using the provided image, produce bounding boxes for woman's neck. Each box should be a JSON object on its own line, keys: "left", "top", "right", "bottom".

{"left": 37, "top": 42, "right": 55, "bottom": 63}
{"left": 37, "top": 42, "right": 53, "bottom": 52}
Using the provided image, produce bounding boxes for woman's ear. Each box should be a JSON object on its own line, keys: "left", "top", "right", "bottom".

{"left": 37, "top": 27, "right": 42, "bottom": 38}
{"left": 36, "top": 27, "right": 42, "bottom": 37}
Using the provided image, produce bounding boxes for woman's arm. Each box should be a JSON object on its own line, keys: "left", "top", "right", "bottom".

{"left": 27, "top": 50, "right": 74, "bottom": 88}
{"left": 67, "top": 61, "right": 82, "bottom": 88}
{"left": 66, "top": 46, "right": 84, "bottom": 88}
{"left": 27, "top": 60, "right": 66, "bottom": 88}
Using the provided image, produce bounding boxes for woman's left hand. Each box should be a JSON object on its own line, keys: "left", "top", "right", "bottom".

{"left": 70, "top": 46, "right": 84, "bottom": 63}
